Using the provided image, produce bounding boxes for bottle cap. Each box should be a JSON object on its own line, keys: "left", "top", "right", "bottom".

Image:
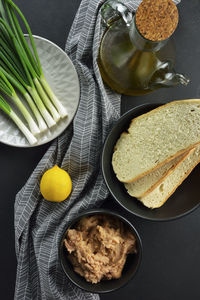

{"left": 135, "top": 0, "right": 179, "bottom": 42}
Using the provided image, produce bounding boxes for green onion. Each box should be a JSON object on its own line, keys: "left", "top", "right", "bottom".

{"left": 0, "top": 94, "right": 37, "bottom": 145}
{"left": 0, "top": 2, "right": 57, "bottom": 128}
{"left": 40, "top": 74, "right": 68, "bottom": 118}
{"left": 0, "top": 17, "right": 55, "bottom": 129}
{"left": 0, "top": 69, "right": 40, "bottom": 135}
{"left": 27, "top": 86, "right": 56, "bottom": 128}
{"left": 33, "top": 78, "right": 60, "bottom": 122}
{"left": 0, "top": 0, "right": 68, "bottom": 139}
{"left": 0, "top": 66, "right": 47, "bottom": 132}
{"left": 3, "top": 0, "right": 68, "bottom": 118}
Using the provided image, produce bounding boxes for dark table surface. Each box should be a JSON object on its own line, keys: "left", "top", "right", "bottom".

{"left": 1, "top": 1, "right": 200, "bottom": 299}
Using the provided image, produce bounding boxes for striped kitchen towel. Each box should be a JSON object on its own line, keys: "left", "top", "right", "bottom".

{"left": 14, "top": 0, "right": 180, "bottom": 299}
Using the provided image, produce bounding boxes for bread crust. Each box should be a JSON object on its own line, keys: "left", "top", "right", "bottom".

{"left": 130, "top": 99, "right": 200, "bottom": 128}
{"left": 125, "top": 142, "right": 200, "bottom": 183}
{"left": 136, "top": 150, "right": 192, "bottom": 198}
{"left": 139, "top": 146, "right": 200, "bottom": 208}
{"left": 140, "top": 148, "right": 194, "bottom": 199}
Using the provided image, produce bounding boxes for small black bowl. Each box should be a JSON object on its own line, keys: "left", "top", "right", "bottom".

{"left": 102, "top": 103, "right": 200, "bottom": 221}
{"left": 59, "top": 209, "right": 142, "bottom": 293}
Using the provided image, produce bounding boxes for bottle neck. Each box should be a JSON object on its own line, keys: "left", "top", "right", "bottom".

{"left": 129, "top": 17, "right": 168, "bottom": 52}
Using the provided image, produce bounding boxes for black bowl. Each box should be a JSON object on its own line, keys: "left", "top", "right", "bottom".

{"left": 59, "top": 209, "right": 142, "bottom": 293}
{"left": 102, "top": 103, "right": 200, "bottom": 221}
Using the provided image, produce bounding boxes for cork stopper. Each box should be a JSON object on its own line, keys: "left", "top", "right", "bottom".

{"left": 135, "top": 0, "right": 179, "bottom": 42}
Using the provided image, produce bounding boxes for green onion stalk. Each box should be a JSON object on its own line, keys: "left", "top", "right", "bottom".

{"left": 3, "top": 0, "right": 68, "bottom": 119}
{"left": 0, "top": 65, "right": 48, "bottom": 132}
{"left": 0, "top": 69, "right": 40, "bottom": 135}
{"left": 3, "top": 13, "right": 57, "bottom": 128}
{"left": 0, "top": 94, "right": 37, "bottom": 145}
{"left": 0, "top": 16, "right": 54, "bottom": 129}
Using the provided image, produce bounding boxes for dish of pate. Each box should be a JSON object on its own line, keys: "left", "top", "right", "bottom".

{"left": 64, "top": 214, "right": 137, "bottom": 284}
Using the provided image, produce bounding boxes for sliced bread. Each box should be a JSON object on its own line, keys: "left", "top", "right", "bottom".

{"left": 124, "top": 151, "right": 188, "bottom": 198}
{"left": 138, "top": 145, "right": 200, "bottom": 209}
{"left": 112, "top": 99, "right": 200, "bottom": 183}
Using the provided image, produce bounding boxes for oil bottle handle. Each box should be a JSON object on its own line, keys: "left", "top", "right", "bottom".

{"left": 101, "top": 0, "right": 133, "bottom": 27}
{"left": 148, "top": 61, "right": 190, "bottom": 89}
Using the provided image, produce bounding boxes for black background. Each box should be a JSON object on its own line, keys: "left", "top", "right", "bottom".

{"left": 1, "top": 1, "right": 200, "bottom": 299}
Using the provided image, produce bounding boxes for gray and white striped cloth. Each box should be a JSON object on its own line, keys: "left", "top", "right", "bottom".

{"left": 14, "top": 0, "right": 180, "bottom": 299}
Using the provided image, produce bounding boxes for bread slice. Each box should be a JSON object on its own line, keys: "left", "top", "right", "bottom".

{"left": 124, "top": 151, "right": 188, "bottom": 198}
{"left": 112, "top": 99, "right": 200, "bottom": 183}
{"left": 138, "top": 145, "right": 200, "bottom": 209}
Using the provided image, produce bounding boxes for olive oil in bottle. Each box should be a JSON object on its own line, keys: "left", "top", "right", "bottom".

{"left": 98, "top": 0, "right": 189, "bottom": 96}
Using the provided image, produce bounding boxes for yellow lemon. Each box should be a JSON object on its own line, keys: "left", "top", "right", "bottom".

{"left": 40, "top": 165, "right": 72, "bottom": 202}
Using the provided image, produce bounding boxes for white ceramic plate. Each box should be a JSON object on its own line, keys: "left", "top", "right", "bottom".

{"left": 0, "top": 35, "right": 80, "bottom": 147}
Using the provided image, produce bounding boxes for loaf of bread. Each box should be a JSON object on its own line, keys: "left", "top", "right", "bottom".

{"left": 124, "top": 152, "right": 188, "bottom": 198}
{"left": 138, "top": 146, "right": 200, "bottom": 209}
{"left": 112, "top": 100, "right": 200, "bottom": 183}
